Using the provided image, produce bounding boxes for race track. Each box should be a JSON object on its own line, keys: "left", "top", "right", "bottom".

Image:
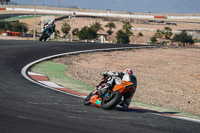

{"left": 0, "top": 40, "right": 200, "bottom": 133}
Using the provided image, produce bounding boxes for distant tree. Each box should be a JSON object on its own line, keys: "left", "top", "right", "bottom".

{"left": 72, "top": 28, "right": 79, "bottom": 36}
{"left": 106, "top": 30, "right": 113, "bottom": 35}
{"left": 173, "top": 30, "right": 194, "bottom": 46}
{"left": 12, "top": 22, "right": 28, "bottom": 33}
{"left": 155, "top": 27, "right": 173, "bottom": 40}
{"left": 78, "top": 26, "right": 97, "bottom": 41}
{"left": 115, "top": 21, "right": 133, "bottom": 44}
{"left": 150, "top": 36, "right": 157, "bottom": 44}
{"left": 90, "top": 21, "right": 103, "bottom": 33}
{"left": 4, "top": 22, "right": 12, "bottom": 31}
{"left": 55, "top": 29, "right": 60, "bottom": 37}
{"left": 137, "top": 32, "right": 143, "bottom": 37}
{"left": 163, "top": 27, "right": 173, "bottom": 39}
{"left": 105, "top": 22, "right": 116, "bottom": 35}
{"left": 137, "top": 32, "right": 144, "bottom": 43}
{"left": 0, "top": 21, "right": 28, "bottom": 33}
{"left": 0, "top": 21, "right": 6, "bottom": 31}
{"left": 122, "top": 21, "right": 133, "bottom": 36}
{"left": 155, "top": 29, "right": 164, "bottom": 38}
{"left": 0, "top": 0, "right": 10, "bottom": 5}
{"left": 61, "top": 22, "right": 71, "bottom": 37}
{"left": 116, "top": 30, "right": 130, "bottom": 44}
{"left": 0, "top": 21, "right": 12, "bottom": 31}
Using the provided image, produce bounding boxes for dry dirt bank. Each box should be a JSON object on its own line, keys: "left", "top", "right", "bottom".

{"left": 53, "top": 47, "right": 200, "bottom": 115}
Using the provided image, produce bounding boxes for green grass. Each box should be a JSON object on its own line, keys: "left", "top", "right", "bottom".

{"left": 31, "top": 61, "right": 93, "bottom": 94}
{"left": 31, "top": 61, "right": 200, "bottom": 120}
{"left": 3, "top": 15, "right": 64, "bottom": 21}
{"left": 3, "top": 15, "right": 42, "bottom": 21}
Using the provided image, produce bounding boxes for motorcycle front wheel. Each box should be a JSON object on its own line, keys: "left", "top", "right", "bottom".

{"left": 83, "top": 91, "right": 94, "bottom": 105}
{"left": 39, "top": 34, "right": 44, "bottom": 41}
{"left": 39, "top": 32, "right": 49, "bottom": 41}
{"left": 101, "top": 90, "right": 122, "bottom": 110}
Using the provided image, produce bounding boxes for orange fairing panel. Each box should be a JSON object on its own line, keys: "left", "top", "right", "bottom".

{"left": 113, "top": 81, "right": 134, "bottom": 94}
{"left": 90, "top": 94, "right": 102, "bottom": 107}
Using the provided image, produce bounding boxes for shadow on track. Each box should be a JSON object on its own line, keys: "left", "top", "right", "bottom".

{"left": 113, "top": 106, "right": 179, "bottom": 116}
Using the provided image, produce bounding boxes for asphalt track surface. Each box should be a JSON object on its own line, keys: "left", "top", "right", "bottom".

{"left": 0, "top": 40, "right": 200, "bottom": 133}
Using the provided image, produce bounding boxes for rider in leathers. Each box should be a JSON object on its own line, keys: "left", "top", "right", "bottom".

{"left": 44, "top": 19, "right": 56, "bottom": 36}
{"left": 99, "top": 69, "right": 137, "bottom": 108}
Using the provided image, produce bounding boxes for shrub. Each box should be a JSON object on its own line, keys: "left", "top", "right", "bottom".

{"left": 150, "top": 36, "right": 157, "bottom": 44}
{"left": 55, "top": 29, "right": 60, "bottom": 37}
{"left": 0, "top": 21, "right": 28, "bottom": 33}
{"left": 173, "top": 30, "right": 194, "bottom": 46}
{"left": 72, "top": 28, "right": 79, "bottom": 36}
{"left": 90, "top": 21, "right": 103, "bottom": 33}
{"left": 106, "top": 30, "right": 113, "bottom": 35}
{"left": 12, "top": 22, "right": 28, "bottom": 33}
{"left": 105, "top": 22, "right": 116, "bottom": 35}
{"left": 116, "top": 30, "right": 130, "bottom": 44}
{"left": 78, "top": 26, "right": 97, "bottom": 40}
{"left": 61, "top": 22, "right": 71, "bottom": 36}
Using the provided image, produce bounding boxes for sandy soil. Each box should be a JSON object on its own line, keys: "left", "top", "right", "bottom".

{"left": 54, "top": 17, "right": 200, "bottom": 44}
{"left": 54, "top": 47, "right": 200, "bottom": 115}
{"left": 17, "top": 16, "right": 200, "bottom": 44}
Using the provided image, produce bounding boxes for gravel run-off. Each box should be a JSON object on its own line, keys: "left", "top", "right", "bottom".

{"left": 53, "top": 47, "right": 200, "bottom": 115}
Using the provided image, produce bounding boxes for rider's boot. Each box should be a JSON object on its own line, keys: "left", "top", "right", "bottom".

{"left": 119, "top": 101, "right": 128, "bottom": 109}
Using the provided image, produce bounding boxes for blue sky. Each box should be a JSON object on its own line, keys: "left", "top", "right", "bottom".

{"left": 11, "top": 0, "right": 200, "bottom": 13}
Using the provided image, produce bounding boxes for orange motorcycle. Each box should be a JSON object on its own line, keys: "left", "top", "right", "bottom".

{"left": 83, "top": 74, "right": 136, "bottom": 110}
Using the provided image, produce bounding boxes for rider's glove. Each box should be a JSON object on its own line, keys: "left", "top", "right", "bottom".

{"left": 107, "top": 71, "right": 119, "bottom": 77}
{"left": 103, "top": 72, "right": 108, "bottom": 77}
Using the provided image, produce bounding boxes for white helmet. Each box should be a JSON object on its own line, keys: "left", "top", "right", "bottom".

{"left": 123, "top": 68, "right": 133, "bottom": 75}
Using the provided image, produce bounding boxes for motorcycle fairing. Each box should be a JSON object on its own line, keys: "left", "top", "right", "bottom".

{"left": 89, "top": 80, "right": 134, "bottom": 108}
{"left": 112, "top": 80, "right": 134, "bottom": 95}
{"left": 90, "top": 90, "right": 102, "bottom": 107}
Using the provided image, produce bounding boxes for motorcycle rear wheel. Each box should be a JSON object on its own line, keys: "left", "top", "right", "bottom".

{"left": 101, "top": 90, "right": 122, "bottom": 110}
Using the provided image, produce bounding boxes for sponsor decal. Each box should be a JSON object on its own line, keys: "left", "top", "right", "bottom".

{"left": 95, "top": 100, "right": 101, "bottom": 105}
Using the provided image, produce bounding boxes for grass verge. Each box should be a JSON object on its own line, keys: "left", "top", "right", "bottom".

{"left": 31, "top": 61, "right": 93, "bottom": 94}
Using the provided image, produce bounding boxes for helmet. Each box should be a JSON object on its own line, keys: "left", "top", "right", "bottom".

{"left": 123, "top": 68, "right": 133, "bottom": 75}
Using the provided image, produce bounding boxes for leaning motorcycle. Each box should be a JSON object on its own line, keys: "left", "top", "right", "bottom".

{"left": 83, "top": 74, "right": 135, "bottom": 110}
{"left": 39, "top": 23, "right": 54, "bottom": 41}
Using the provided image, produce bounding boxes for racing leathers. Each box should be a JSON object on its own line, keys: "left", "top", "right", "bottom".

{"left": 100, "top": 71, "right": 137, "bottom": 108}
{"left": 44, "top": 20, "right": 56, "bottom": 36}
